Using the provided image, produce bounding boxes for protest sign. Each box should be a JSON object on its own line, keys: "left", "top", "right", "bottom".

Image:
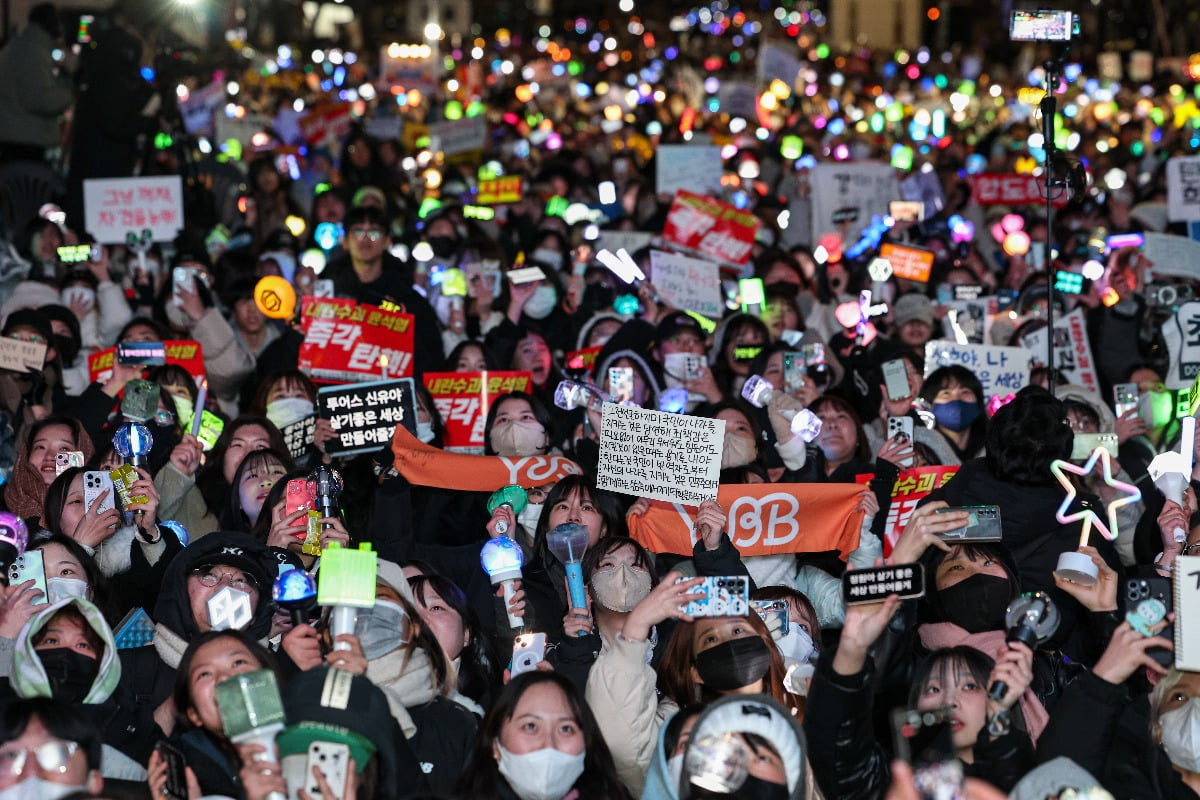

{"left": 1168, "top": 157, "right": 1200, "bottom": 222}
{"left": 423, "top": 371, "right": 532, "bottom": 452}
{"left": 1145, "top": 232, "right": 1200, "bottom": 280}
{"left": 391, "top": 424, "right": 582, "bottom": 490}
{"left": 810, "top": 162, "right": 897, "bottom": 244}
{"left": 924, "top": 341, "right": 1032, "bottom": 398}
{"left": 88, "top": 340, "right": 204, "bottom": 384}
{"left": 477, "top": 177, "right": 523, "bottom": 205}
{"left": 967, "top": 173, "right": 1069, "bottom": 208}
{"left": 429, "top": 116, "right": 487, "bottom": 157}
{"left": 595, "top": 230, "right": 655, "bottom": 255}
{"left": 379, "top": 44, "right": 438, "bottom": 93}
{"left": 299, "top": 103, "right": 354, "bottom": 150}
{"left": 281, "top": 416, "right": 317, "bottom": 459}
{"left": 756, "top": 42, "right": 802, "bottom": 87}
{"left": 1161, "top": 301, "right": 1200, "bottom": 390}
{"left": 1020, "top": 308, "right": 1100, "bottom": 393}
{"left": 0, "top": 339, "right": 46, "bottom": 372}
{"left": 564, "top": 346, "right": 603, "bottom": 378}
{"left": 179, "top": 81, "right": 225, "bottom": 136}
{"left": 363, "top": 114, "right": 403, "bottom": 142}
{"left": 855, "top": 465, "right": 960, "bottom": 554}
{"left": 627, "top": 482, "right": 865, "bottom": 558}
{"left": 899, "top": 170, "right": 945, "bottom": 220}
{"left": 649, "top": 250, "right": 723, "bottom": 318}
{"left": 297, "top": 298, "right": 415, "bottom": 383}
{"left": 655, "top": 145, "right": 723, "bottom": 197}
{"left": 214, "top": 113, "right": 274, "bottom": 149}
{"left": 879, "top": 242, "right": 934, "bottom": 282}
{"left": 662, "top": 190, "right": 760, "bottom": 266}
{"left": 597, "top": 403, "right": 724, "bottom": 505}
{"left": 717, "top": 82, "right": 760, "bottom": 119}
{"left": 83, "top": 176, "right": 183, "bottom": 244}
{"left": 318, "top": 378, "right": 417, "bottom": 457}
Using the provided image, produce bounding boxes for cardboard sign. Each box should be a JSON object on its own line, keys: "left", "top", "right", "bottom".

{"left": 318, "top": 378, "right": 417, "bottom": 457}
{"left": 297, "top": 298, "right": 415, "bottom": 383}
{"left": 1162, "top": 301, "right": 1200, "bottom": 390}
{"left": 968, "top": 173, "right": 1069, "bottom": 208}
{"left": 924, "top": 341, "right": 1032, "bottom": 398}
{"left": 1146, "top": 232, "right": 1200, "bottom": 279}
{"left": 655, "top": 145, "right": 723, "bottom": 197}
{"left": 597, "top": 403, "right": 724, "bottom": 505}
{"left": 429, "top": 116, "right": 487, "bottom": 157}
{"left": 477, "top": 177, "right": 523, "bottom": 205}
{"left": 856, "top": 465, "right": 960, "bottom": 554}
{"left": 423, "top": 370, "right": 532, "bottom": 452}
{"left": 879, "top": 242, "right": 935, "bottom": 283}
{"left": 662, "top": 190, "right": 760, "bottom": 266}
{"left": 88, "top": 340, "right": 204, "bottom": 384}
{"left": 298, "top": 103, "right": 354, "bottom": 150}
{"left": 649, "top": 250, "right": 723, "bottom": 318}
{"left": 628, "top": 482, "right": 866, "bottom": 558}
{"left": 1167, "top": 158, "right": 1200, "bottom": 223}
{"left": 83, "top": 176, "right": 184, "bottom": 244}
{"left": 0, "top": 338, "right": 46, "bottom": 372}
{"left": 281, "top": 416, "right": 317, "bottom": 459}
{"left": 810, "top": 162, "right": 897, "bottom": 245}
{"left": 1020, "top": 308, "right": 1100, "bottom": 393}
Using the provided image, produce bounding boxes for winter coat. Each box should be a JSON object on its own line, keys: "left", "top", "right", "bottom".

{"left": 0, "top": 24, "right": 74, "bottom": 148}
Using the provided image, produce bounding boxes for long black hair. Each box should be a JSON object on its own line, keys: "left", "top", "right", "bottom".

{"left": 408, "top": 573, "right": 499, "bottom": 705}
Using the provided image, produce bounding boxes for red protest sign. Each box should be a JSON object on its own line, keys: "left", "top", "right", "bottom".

{"left": 423, "top": 370, "right": 532, "bottom": 451}
{"left": 477, "top": 177, "right": 523, "bottom": 205}
{"left": 968, "top": 174, "right": 1069, "bottom": 208}
{"left": 564, "top": 346, "right": 603, "bottom": 379}
{"left": 298, "top": 298, "right": 415, "bottom": 384}
{"left": 880, "top": 242, "right": 935, "bottom": 283}
{"left": 298, "top": 103, "right": 354, "bottom": 149}
{"left": 661, "top": 190, "right": 760, "bottom": 266}
{"left": 88, "top": 340, "right": 205, "bottom": 384}
{"left": 856, "top": 465, "right": 959, "bottom": 554}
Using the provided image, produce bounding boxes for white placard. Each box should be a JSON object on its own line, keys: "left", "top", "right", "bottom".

{"left": 429, "top": 116, "right": 487, "bottom": 156}
{"left": 83, "top": 176, "right": 184, "bottom": 245}
{"left": 364, "top": 115, "right": 403, "bottom": 142}
{"left": 597, "top": 403, "right": 724, "bottom": 505}
{"left": 1174, "top": 555, "right": 1200, "bottom": 670}
{"left": 1020, "top": 308, "right": 1101, "bottom": 394}
{"left": 1168, "top": 157, "right": 1200, "bottom": 222}
{"left": 757, "top": 43, "right": 802, "bottom": 86}
{"left": 595, "top": 231, "right": 655, "bottom": 255}
{"left": 649, "top": 250, "right": 723, "bottom": 318}
{"left": 214, "top": 112, "right": 274, "bottom": 148}
{"left": 656, "top": 145, "right": 723, "bottom": 197}
{"left": 940, "top": 298, "right": 992, "bottom": 344}
{"left": 179, "top": 81, "right": 225, "bottom": 136}
{"left": 1161, "top": 300, "right": 1200, "bottom": 390}
{"left": 923, "top": 340, "right": 1032, "bottom": 398}
{"left": 1145, "top": 232, "right": 1200, "bottom": 278}
{"left": 810, "top": 161, "right": 898, "bottom": 245}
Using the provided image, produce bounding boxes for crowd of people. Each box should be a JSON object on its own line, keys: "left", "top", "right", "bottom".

{"left": 0, "top": 0, "right": 1197, "bottom": 798}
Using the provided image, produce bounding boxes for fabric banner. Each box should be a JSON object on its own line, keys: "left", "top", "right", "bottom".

{"left": 856, "top": 465, "right": 959, "bottom": 554}
{"left": 627, "top": 482, "right": 866, "bottom": 558}
{"left": 661, "top": 190, "right": 760, "bottom": 266}
{"left": 297, "top": 297, "right": 415, "bottom": 383}
{"left": 391, "top": 424, "right": 582, "bottom": 491}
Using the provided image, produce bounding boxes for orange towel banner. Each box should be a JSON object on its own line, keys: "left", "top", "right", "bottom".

{"left": 628, "top": 483, "right": 866, "bottom": 558}
{"left": 391, "top": 424, "right": 583, "bottom": 492}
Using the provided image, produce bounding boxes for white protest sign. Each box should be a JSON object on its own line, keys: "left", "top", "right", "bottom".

{"left": 718, "top": 82, "right": 760, "bottom": 119}
{"left": 179, "top": 81, "right": 225, "bottom": 136}
{"left": 899, "top": 170, "right": 945, "bottom": 220}
{"left": 83, "top": 176, "right": 184, "bottom": 244}
{"left": 1161, "top": 301, "right": 1200, "bottom": 390}
{"left": 597, "top": 403, "right": 724, "bottom": 505}
{"left": 429, "top": 116, "right": 487, "bottom": 156}
{"left": 1020, "top": 308, "right": 1101, "bottom": 394}
{"left": 650, "top": 250, "right": 723, "bottom": 318}
{"left": 595, "top": 230, "right": 655, "bottom": 255}
{"left": 923, "top": 340, "right": 1032, "bottom": 398}
{"left": 810, "top": 161, "right": 898, "bottom": 245}
{"left": 1168, "top": 156, "right": 1200, "bottom": 222}
{"left": 215, "top": 113, "right": 274, "bottom": 149}
{"left": 757, "top": 43, "right": 801, "bottom": 86}
{"left": 1145, "top": 232, "right": 1200, "bottom": 279}
{"left": 656, "top": 145, "right": 723, "bottom": 197}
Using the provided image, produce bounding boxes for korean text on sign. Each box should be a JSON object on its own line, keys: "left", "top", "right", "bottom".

{"left": 317, "top": 379, "right": 417, "bottom": 457}
{"left": 298, "top": 297, "right": 415, "bottom": 383}
{"left": 924, "top": 341, "right": 1032, "bottom": 399}
{"left": 857, "top": 465, "right": 960, "bottom": 554}
{"left": 88, "top": 340, "right": 204, "bottom": 384}
{"left": 83, "top": 176, "right": 184, "bottom": 244}
{"left": 423, "top": 370, "right": 532, "bottom": 452}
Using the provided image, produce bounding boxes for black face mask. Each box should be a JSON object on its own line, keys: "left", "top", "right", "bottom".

{"left": 426, "top": 236, "right": 458, "bottom": 259}
{"left": 38, "top": 647, "right": 100, "bottom": 704}
{"left": 937, "top": 573, "right": 1012, "bottom": 633}
{"left": 693, "top": 636, "right": 772, "bottom": 692}
{"left": 583, "top": 282, "right": 615, "bottom": 312}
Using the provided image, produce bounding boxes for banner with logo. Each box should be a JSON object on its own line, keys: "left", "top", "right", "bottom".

{"left": 627, "top": 482, "right": 866, "bottom": 558}
{"left": 297, "top": 297, "right": 415, "bottom": 383}
{"left": 856, "top": 465, "right": 960, "bottom": 554}
{"left": 88, "top": 340, "right": 205, "bottom": 384}
{"left": 661, "top": 190, "right": 760, "bottom": 266}
{"left": 423, "top": 370, "right": 532, "bottom": 452}
{"left": 391, "top": 424, "right": 582, "bottom": 491}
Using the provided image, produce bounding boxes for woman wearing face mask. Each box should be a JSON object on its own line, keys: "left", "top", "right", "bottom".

{"left": 709, "top": 314, "right": 771, "bottom": 399}
{"left": 918, "top": 366, "right": 988, "bottom": 462}
{"left": 451, "top": 671, "right": 632, "bottom": 800}
{"left": 486, "top": 393, "right": 555, "bottom": 458}
{"left": 8, "top": 534, "right": 110, "bottom": 630}
{"left": 751, "top": 586, "right": 822, "bottom": 697}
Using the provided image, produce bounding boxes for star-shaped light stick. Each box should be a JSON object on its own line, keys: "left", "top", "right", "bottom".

{"left": 1050, "top": 446, "right": 1142, "bottom": 585}
{"left": 1147, "top": 415, "right": 1196, "bottom": 543}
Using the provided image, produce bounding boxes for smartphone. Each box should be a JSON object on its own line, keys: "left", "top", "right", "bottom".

{"left": 172, "top": 266, "right": 197, "bottom": 307}
{"left": 750, "top": 599, "right": 789, "bottom": 636}
{"left": 508, "top": 265, "right": 548, "bottom": 285}
{"left": 891, "top": 706, "right": 965, "bottom": 800}
{"left": 156, "top": 742, "right": 189, "bottom": 800}
{"left": 57, "top": 244, "right": 95, "bottom": 263}
{"left": 285, "top": 479, "right": 311, "bottom": 517}
{"left": 608, "top": 367, "right": 634, "bottom": 404}
{"left": 1114, "top": 382, "right": 1140, "bottom": 419}
{"left": 313, "top": 279, "right": 335, "bottom": 298}
{"left": 1028, "top": 242, "right": 1047, "bottom": 271}
{"left": 887, "top": 416, "right": 915, "bottom": 467}
{"left": 120, "top": 379, "right": 160, "bottom": 423}
{"left": 882, "top": 359, "right": 912, "bottom": 401}
{"left": 55, "top": 451, "right": 83, "bottom": 476}
{"left": 1071, "top": 432, "right": 1119, "bottom": 460}
{"left": 679, "top": 575, "right": 751, "bottom": 617}
{"left": 110, "top": 464, "right": 149, "bottom": 509}
{"left": 782, "top": 352, "right": 806, "bottom": 393}
{"left": 511, "top": 632, "right": 547, "bottom": 677}
{"left": 76, "top": 13, "right": 94, "bottom": 44}
{"left": 8, "top": 550, "right": 47, "bottom": 604}
{"left": 83, "top": 471, "right": 116, "bottom": 515}
{"left": 934, "top": 506, "right": 1002, "bottom": 543}
{"left": 117, "top": 341, "right": 167, "bottom": 367}
{"left": 1009, "top": 9, "right": 1075, "bottom": 41}
{"left": 889, "top": 200, "right": 925, "bottom": 223}
{"left": 843, "top": 563, "right": 925, "bottom": 605}
{"left": 305, "top": 741, "right": 351, "bottom": 799}
{"left": 1126, "top": 576, "right": 1173, "bottom": 668}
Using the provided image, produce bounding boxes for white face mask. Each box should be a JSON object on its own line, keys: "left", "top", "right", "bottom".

{"left": 46, "top": 577, "right": 89, "bottom": 604}
{"left": 523, "top": 285, "right": 558, "bottom": 320}
{"left": 518, "top": 502, "right": 543, "bottom": 536}
{"left": 266, "top": 397, "right": 315, "bottom": 430}
{"left": 531, "top": 248, "right": 562, "bottom": 268}
{"left": 496, "top": 744, "right": 585, "bottom": 800}
{"left": 490, "top": 420, "right": 547, "bottom": 457}
{"left": 0, "top": 777, "right": 89, "bottom": 800}
{"left": 1160, "top": 697, "right": 1200, "bottom": 773}
{"left": 416, "top": 420, "right": 436, "bottom": 443}
{"left": 776, "top": 626, "right": 815, "bottom": 665}
{"left": 721, "top": 432, "right": 758, "bottom": 469}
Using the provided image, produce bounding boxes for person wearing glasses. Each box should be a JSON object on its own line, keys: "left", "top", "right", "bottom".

{"left": 0, "top": 697, "right": 105, "bottom": 799}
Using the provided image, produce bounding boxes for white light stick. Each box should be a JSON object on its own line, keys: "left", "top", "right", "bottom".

{"left": 1148, "top": 415, "right": 1197, "bottom": 543}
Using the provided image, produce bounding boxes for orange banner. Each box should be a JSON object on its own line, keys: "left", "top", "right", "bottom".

{"left": 628, "top": 483, "right": 866, "bottom": 558}
{"left": 391, "top": 424, "right": 583, "bottom": 491}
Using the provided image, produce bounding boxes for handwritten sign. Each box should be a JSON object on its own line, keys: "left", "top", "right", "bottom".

{"left": 810, "top": 162, "right": 897, "bottom": 245}
{"left": 1020, "top": 308, "right": 1100, "bottom": 393}
{"left": 179, "top": 81, "right": 226, "bottom": 136}
{"left": 429, "top": 116, "right": 487, "bottom": 157}
{"left": 856, "top": 465, "right": 960, "bottom": 554}
{"left": 423, "top": 370, "right": 532, "bottom": 452}
{"left": 1162, "top": 301, "right": 1200, "bottom": 391}
{"left": 281, "top": 416, "right": 317, "bottom": 459}
{"left": 297, "top": 298, "right": 415, "bottom": 383}
{"left": 649, "top": 250, "right": 723, "bottom": 318}
{"left": 924, "top": 341, "right": 1032, "bottom": 399}
{"left": 662, "top": 190, "right": 760, "bottom": 266}
{"left": 1169, "top": 157, "right": 1200, "bottom": 222}
{"left": 1145, "top": 232, "right": 1200, "bottom": 279}
{"left": 879, "top": 242, "right": 935, "bottom": 283}
{"left": 88, "top": 340, "right": 204, "bottom": 384}
{"left": 597, "top": 403, "right": 724, "bottom": 505}
{"left": 318, "top": 378, "right": 416, "bottom": 457}
{"left": 0, "top": 339, "right": 46, "bottom": 372}
{"left": 477, "top": 177, "right": 523, "bottom": 205}
{"left": 83, "top": 176, "right": 183, "bottom": 244}
{"left": 656, "top": 145, "right": 723, "bottom": 197}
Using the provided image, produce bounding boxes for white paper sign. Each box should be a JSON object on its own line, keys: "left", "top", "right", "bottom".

{"left": 597, "top": 403, "right": 724, "bottom": 505}
{"left": 214, "top": 113, "right": 273, "bottom": 149}
{"left": 757, "top": 43, "right": 801, "bottom": 86}
{"left": 1020, "top": 308, "right": 1100, "bottom": 394}
{"left": 179, "top": 81, "right": 225, "bottom": 136}
{"left": 656, "top": 145, "right": 723, "bottom": 197}
{"left": 810, "top": 162, "right": 898, "bottom": 245}
{"left": 1168, "top": 157, "right": 1200, "bottom": 222}
{"left": 923, "top": 340, "right": 1032, "bottom": 398}
{"left": 1161, "top": 301, "right": 1200, "bottom": 390}
{"left": 940, "top": 298, "right": 992, "bottom": 344}
{"left": 1145, "top": 232, "right": 1200, "bottom": 278}
{"left": 650, "top": 250, "right": 723, "bottom": 318}
{"left": 595, "top": 231, "right": 655, "bottom": 255}
{"left": 83, "top": 176, "right": 184, "bottom": 244}
{"left": 429, "top": 116, "right": 487, "bottom": 156}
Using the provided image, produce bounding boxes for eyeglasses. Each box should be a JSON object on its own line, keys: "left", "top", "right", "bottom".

{"left": 190, "top": 567, "right": 258, "bottom": 593}
{"left": 0, "top": 741, "right": 79, "bottom": 777}
{"left": 349, "top": 229, "right": 384, "bottom": 242}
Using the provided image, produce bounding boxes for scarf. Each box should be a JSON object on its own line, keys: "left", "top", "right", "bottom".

{"left": 366, "top": 646, "right": 483, "bottom": 739}
{"left": 7, "top": 425, "right": 94, "bottom": 521}
{"left": 918, "top": 622, "right": 1050, "bottom": 742}
{"left": 391, "top": 424, "right": 581, "bottom": 492}
{"left": 153, "top": 623, "right": 189, "bottom": 670}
